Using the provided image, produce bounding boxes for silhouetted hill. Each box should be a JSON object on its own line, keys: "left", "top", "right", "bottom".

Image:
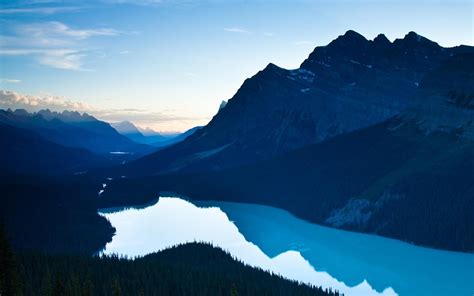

{"left": 2, "top": 237, "right": 340, "bottom": 296}
{"left": 0, "top": 109, "right": 152, "bottom": 156}
{"left": 0, "top": 122, "right": 107, "bottom": 174}
{"left": 0, "top": 174, "right": 114, "bottom": 254}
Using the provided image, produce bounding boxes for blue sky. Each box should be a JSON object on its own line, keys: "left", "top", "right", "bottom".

{"left": 0, "top": 0, "right": 472, "bottom": 132}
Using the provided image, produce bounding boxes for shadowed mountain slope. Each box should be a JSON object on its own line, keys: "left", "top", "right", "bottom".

{"left": 102, "top": 53, "right": 474, "bottom": 252}
{"left": 122, "top": 31, "right": 473, "bottom": 176}
{"left": 0, "top": 122, "right": 107, "bottom": 174}
{"left": 0, "top": 109, "right": 152, "bottom": 156}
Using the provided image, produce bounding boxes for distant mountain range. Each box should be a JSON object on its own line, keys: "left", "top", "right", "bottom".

{"left": 150, "top": 126, "right": 203, "bottom": 148}
{"left": 1, "top": 30, "right": 473, "bottom": 253}
{"left": 111, "top": 120, "right": 202, "bottom": 147}
{"left": 121, "top": 31, "right": 474, "bottom": 176}
{"left": 111, "top": 120, "right": 168, "bottom": 145}
{"left": 0, "top": 109, "right": 156, "bottom": 174}
{"left": 0, "top": 109, "right": 152, "bottom": 155}
{"left": 0, "top": 121, "right": 106, "bottom": 175}
{"left": 100, "top": 32, "right": 474, "bottom": 252}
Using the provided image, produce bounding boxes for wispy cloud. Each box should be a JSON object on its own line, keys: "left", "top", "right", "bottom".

{"left": 97, "top": 108, "right": 204, "bottom": 124}
{"left": 263, "top": 32, "right": 274, "bottom": 37}
{"left": 0, "top": 49, "right": 85, "bottom": 70}
{"left": 224, "top": 27, "right": 250, "bottom": 34}
{"left": 0, "top": 79, "right": 21, "bottom": 84}
{"left": 18, "top": 21, "right": 120, "bottom": 42}
{"left": 0, "top": 6, "right": 82, "bottom": 15}
{"left": 39, "top": 50, "right": 87, "bottom": 70}
{"left": 100, "top": 0, "right": 164, "bottom": 5}
{"left": 0, "top": 21, "right": 121, "bottom": 70}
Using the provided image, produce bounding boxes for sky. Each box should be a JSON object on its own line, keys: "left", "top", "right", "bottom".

{"left": 0, "top": 0, "right": 472, "bottom": 132}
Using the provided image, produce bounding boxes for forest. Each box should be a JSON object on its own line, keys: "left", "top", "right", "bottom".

{"left": 99, "top": 118, "right": 474, "bottom": 252}
{"left": 0, "top": 227, "right": 341, "bottom": 296}
{"left": 0, "top": 173, "right": 114, "bottom": 254}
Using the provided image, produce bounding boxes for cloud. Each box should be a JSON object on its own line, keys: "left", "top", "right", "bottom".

{"left": 0, "top": 79, "right": 21, "bottom": 84}
{"left": 0, "top": 6, "right": 82, "bottom": 15}
{"left": 0, "top": 89, "right": 209, "bottom": 131}
{"left": 224, "top": 27, "right": 250, "bottom": 34}
{"left": 18, "top": 21, "right": 119, "bottom": 40}
{"left": 119, "top": 50, "right": 130, "bottom": 54}
{"left": 38, "top": 50, "right": 86, "bottom": 70}
{"left": 0, "top": 48, "right": 87, "bottom": 70}
{"left": 0, "top": 89, "right": 93, "bottom": 112}
{"left": 0, "top": 21, "right": 120, "bottom": 70}
{"left": 97, "top": 108, "right": 208, "bottom": 132}
{"left": 96, "top": 108, "right": 204, "bottom": 124}
{"left": 100, "top": 0, "right": 164, "bottom": 5}
{"left": 263, "top": 32, "right": 274, "bottom": 37}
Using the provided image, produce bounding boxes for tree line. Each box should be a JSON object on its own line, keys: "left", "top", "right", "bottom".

{"left": 0, "top": 227, "right": 341, "bottom": 296}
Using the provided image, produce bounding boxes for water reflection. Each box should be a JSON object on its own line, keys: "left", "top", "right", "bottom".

{"left": 99, "top": 197, "right": 474, "bottom": 296}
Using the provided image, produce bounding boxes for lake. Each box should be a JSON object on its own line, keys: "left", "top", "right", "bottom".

{"left": 99, "top": 196, "right": 474, "bottom": 296}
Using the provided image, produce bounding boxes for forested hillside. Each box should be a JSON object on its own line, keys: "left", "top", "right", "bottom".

{"left": 0, "top": 174, "right": 114, "bottom": 254}
{"left": 98, "top": 53, "right": 474, "bottom": 253}
{"left": 0, "top": 228, "right": 340, "bottom": 296}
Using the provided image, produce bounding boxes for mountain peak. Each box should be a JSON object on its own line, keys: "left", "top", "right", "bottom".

{"left": 344, "top": 30, "right": 365, "bottom": 39}
{"left": 404, "top": 31, "right": 423, "bottom": 41}
{"left": 219, "top": 100, "right": 228, "bottom": 111}
{"left": 324, "top": 30, "right": 369, "bottom": 51}
{"left": 263, "top": 62, "right": 281, "bottom": 71}
{"left": 373, "top": 33, "right": 391, "bottom": 46}
{"left": 394, "top": 31, "right": 439, "bottom": 48}
{"left": 36, "top": 109, "right": 95, "bottom": 122}
{"left": 337, "top": 30, "right": 367, "bottom": 43}
{"left": 112, "top": 120, "right": 142, "bottom": 135}
{"left": 12, "top": 109, "right": 30, "bottom": 116}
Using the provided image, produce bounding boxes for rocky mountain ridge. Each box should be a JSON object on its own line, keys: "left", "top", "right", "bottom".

{"left": 123, "top": 31, "right": 473, "bottom": 176}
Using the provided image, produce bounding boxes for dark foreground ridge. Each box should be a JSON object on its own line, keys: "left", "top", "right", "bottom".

{"left": 0, "top": 228, "right": 340, "bottom": 296}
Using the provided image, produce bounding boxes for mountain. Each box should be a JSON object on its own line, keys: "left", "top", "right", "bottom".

{"left": 111, "top": 120, "right": 143, "bottom": 135}
{"left": 402, "top": 52, "right": 474, "bottom": 138}
{"left": 0, "top": 122, "right": 107, "bottom": 174}
{"left": 101, "top": 53, "right": 474, "bottom": 252}
{"left": 0, "top": 109, "right": 152, "bottom": 156}
{"left": 150, "top": 125, "right": 203, "bottom": 148}
{"left": 139, "top": 126, "right": 173, "bottom": 139}
{"left": 111, "top": 120, "right": 191, "bottom": 146}
{"left": 9, "top": 241, "right": 338, "bottom": 296}
{"left": 36, "top": 109, "right": 96, "bottom": 123}
{"left": 111, "top": 120, "right": 150, "bottom": 143}
{"left": 122, "top": 31, "right": 473, "bottom": 176}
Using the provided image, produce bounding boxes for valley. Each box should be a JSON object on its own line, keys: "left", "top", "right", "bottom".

{"left": 1, "top": 24, "right": 473, "bottom": 296}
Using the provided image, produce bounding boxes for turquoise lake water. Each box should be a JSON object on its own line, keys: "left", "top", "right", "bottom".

{"left": 99, "top": 197, "right": 474, "bottom": 296}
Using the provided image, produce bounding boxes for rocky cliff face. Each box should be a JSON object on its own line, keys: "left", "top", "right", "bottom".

{"left": 124, "top": 31, "right": 473, "bottom": 175}
{"left": 402, "top": 53, "right": 474, "bottom": 139}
